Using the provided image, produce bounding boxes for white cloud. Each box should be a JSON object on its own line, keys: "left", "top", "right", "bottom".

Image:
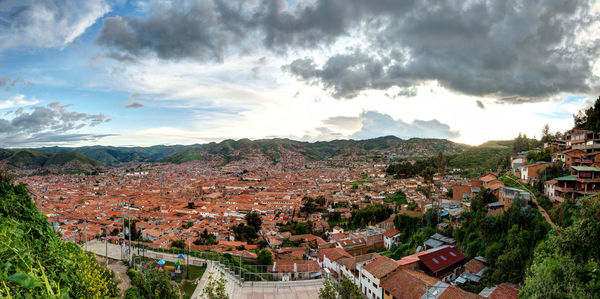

{"left": 0, "top": 0, "right": 110, "bottom": 51}
{"left": 0, "top": 94, "right": 38, "bottom": 109}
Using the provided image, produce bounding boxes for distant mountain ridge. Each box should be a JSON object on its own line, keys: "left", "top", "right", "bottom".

{"left": 1, "top": 136, "right": 471, "bottom": 168}
{"left": 0, "top": 149, "right": 103, "bottom": 170}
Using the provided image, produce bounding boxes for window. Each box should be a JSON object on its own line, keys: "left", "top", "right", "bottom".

{"left": 440, "top": 255, "right": 447, "bottom": 261}
{"left": 449, "top": 252, "right": 456, "bottom": 257}
{"left": 432, "top": 258, "right": 439, "bottom": 264}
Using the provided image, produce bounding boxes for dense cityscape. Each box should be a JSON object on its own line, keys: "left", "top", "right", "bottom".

{"left": 2, "top": 0, "right": 600, "bottom": 298}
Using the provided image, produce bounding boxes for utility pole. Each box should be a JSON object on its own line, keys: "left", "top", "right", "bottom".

{"left": 105, "top": 225, "right": 108, "bottom": 269}
{"left": 128, "top": 199, "right": 132, "bottom": 261}
{"left": 84, "top": 219, "right": 87, "bottom": 251}
{"left": 121, "top": 201, "right": 125, "bottom": 259}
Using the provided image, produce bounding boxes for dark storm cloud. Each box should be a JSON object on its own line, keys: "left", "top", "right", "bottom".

{"left": 0, "top": 102, "right": 111, "bottom": 146}
{"left": 96, "top": 0, "right": 599, "bottom": 102}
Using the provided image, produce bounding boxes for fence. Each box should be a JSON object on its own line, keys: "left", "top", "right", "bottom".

{"left": 130, "top": 243, "right": 323, "bottom": 282}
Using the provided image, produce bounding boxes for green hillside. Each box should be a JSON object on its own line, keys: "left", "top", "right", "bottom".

{"left": 0, "top": 150, "right": 104, "bottom": 170}
{"left": 35, "top": 145, "right": 189, "bottom": 165}
{"left": 163, "top": 136, "right": 469, "bottom": 164}
{"left": 0, "top": 173, "right": 118, "bottom": 298}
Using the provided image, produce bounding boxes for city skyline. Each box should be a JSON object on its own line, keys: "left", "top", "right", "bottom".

{"left": 1, "top": 0, "right": 599, "bottom": 148}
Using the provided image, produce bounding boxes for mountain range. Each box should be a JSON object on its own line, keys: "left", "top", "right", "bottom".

{"left": 0, "top": 136, "right": 473, "bottom": 170}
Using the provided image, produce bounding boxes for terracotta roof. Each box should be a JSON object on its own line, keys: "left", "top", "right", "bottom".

{"left": 464, "top": 258, "right": 486, "bottom": 274}
{"left": 318, "top": 247, "right": 352, "bottom": 262}
{"left": 487, "top": 283, "right": 519, "bottom": 299}
{"left": 383, "top": 228, "right": 401, "bottom": 238}
{"left": 381, "top": 269, "right": 482, "bottom": 299}
{"left": 268, "top": 259, "right": 320, "bottom": 273}
{"left": 362, "top": 255, "right": 399, "bottom": 279}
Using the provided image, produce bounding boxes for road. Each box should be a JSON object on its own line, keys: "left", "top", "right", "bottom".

{"left": 504, "top": 176, "right": 557, "bottom": 229}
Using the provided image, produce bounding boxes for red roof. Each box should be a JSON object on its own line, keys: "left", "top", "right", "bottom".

{"left": 418, "top": 246, "right": 465, "bottom": 273}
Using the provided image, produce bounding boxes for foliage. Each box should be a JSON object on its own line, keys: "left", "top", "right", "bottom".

{"left": 202, "top": 272, "right": 229, "bottom": 299}
{"left": 127, "top": 267, "right": 181, "bottom": 299}
{"left": 525, "top": 148, "right": 551, "bottom": 163}
{"left": 318, "top": 276, "right": 362, "bottom": 299}
{"left": 256, "top": 249, "right": 273, "bottom": 266}
{"left": 522, "top": 196, "right": 600, "bottom": 298}
{"left": 574, "top": 96, "right": 600, "bottom": 132}
{"left": 451, "top": 190, "right": 550, "bottom": 285}
{"left": 171, "top": 239, "right": 186, "bottom": 249}
{"left": 350, "top": 204, "right": 393, "bottom": 228}
{"left": 512, "top": 133, "right": 541, "bottom": 153}
{"left": 384, "top": 189, "right": 408, "bottom": 205}
{"left": 0, "top": 174, "right": 119, "bottom": 298}
{"left": 245, "top": 211, "right": 263, "bottom": 232}
{"left": 194, "top": 229, "right": 218, "bottom": 246}
{"left": 394, "top": 214, "right": 423, "bottom": 242}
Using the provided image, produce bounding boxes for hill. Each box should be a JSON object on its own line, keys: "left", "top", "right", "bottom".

{"left": 0, "top": 173, "right": 119, "bottom": 297}
{"left": 162, "top": 136, "right": 470, "bottom": 164}
{"left": 0, "top": 149, "right": 103, "bottom": 170}
{"left": 34, "top": 145, "right": 190, "bottom": 165}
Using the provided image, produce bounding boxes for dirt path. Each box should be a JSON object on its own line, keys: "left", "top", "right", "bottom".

{"left": 505, "top": 176, "right": 557, "bottom": 229}
{"left": 96, "top": 256, "right": 132, "bottom": 295}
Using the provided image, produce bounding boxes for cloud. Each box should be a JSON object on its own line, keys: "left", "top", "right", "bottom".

{"left": 349, "top": 111, "right": 460, "bottom": 140}
{"left": 476, "top": 100, "right": 485, "bottom": 110}
{"left": 0, "top": 0, "right": 110, "bottom": 51}
{"left": 0, "top": 76, "right": 26, "bottom": 90}
{"left": 321, "top": 115, "right": 363, "bottom": 131}
{"left": 308, "top": 111, "right": 460, "bottom": 141}
{"left": 0, "top": 101, "right": 110, "bottom": 146}
{"left": 96, "top": 0, "right": 599, "bottom": 103}
{"left": 125, "top": 93, "right": 144, "bottom": 109}
{"left": 0, "top": 94, "right": 38, "bottom": 109}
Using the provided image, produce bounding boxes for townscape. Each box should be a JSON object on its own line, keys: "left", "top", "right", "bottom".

{"left": 6, "top": 110, "right": 600, "bottom": 298}
{"left": 2, "top": 1, "right": 600, "bottom": 298}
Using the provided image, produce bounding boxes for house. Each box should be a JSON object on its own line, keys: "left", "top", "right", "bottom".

{"left": 338, "top": 253, "right": 380, "bottom": 285}
{"left": 566, "top": 130, "right": 600, "bottom": 153}
{"left": 497, "top": 186, "right": 530, "bottom": 209}
{"left": 332, "top": 226, "right": 344, "bottom": 234}
{"left": 479, "top": 283, "right": 519, "bottom": 299}
{"left": 360, "top": 255, "right": 400, "bottom": 299}
{"left": 520, "top": 162, "right": 551, "bottom": 183}
{"left": 456, "top": 257, "right": 487, "bottom": 284}
{"left": 267, "top": 259, "right": 321, "bottom": 280}
{"left": 381, "top": 268, "right": 482, "bottom": 299}
{"left": 552, "top": 166, "right": 600, "bottom": 201}
{"left": 423, "top": 233, "right": 456, "bottom": 250}
{"left": 416, "top": 245, "right": 465, "bottom": 282}
{"left": 486, "top": 202, "right": 504, "bottom": 216}
{"left": 383, "top": 228, "right": 401, "bottom": 250}
{"left": 510, "top": 155, "right": 525, "bottom": 176}
{"left": 479, "top": 173, "right": 501, "bottom": 188}
{"left": 317, "top": 247, "right": 352, "bottom": 280}
{"left": 544, "top": 179, "right": 560, "bottom": 202}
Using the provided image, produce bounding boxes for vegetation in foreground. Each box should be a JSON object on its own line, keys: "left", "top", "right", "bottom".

{"left": 0, "top": 172, "right": 119, "bottom": 298}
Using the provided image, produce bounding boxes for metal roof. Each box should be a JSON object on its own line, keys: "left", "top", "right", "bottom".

{"left": 572, "top": 166, "right": 600, "bottom": 171}
{"left": 555, "top": 175, "right": 577, "bottom": 181}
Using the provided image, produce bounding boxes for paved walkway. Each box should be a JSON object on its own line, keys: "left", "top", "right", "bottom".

{"left": 86, "top": 240, "right": 324, "bottom": 299}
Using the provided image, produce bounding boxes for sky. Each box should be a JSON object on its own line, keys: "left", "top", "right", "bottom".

{"left": 1, "top": 0, "right": 599, "bottom": 148}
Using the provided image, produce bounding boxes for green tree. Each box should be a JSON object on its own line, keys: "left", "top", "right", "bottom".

{"left": 127, "top": 267, "right": 181, "bottom": 299}
{"left": 171, "top": 239, "right": 185, "bottom": 249}
{"left": 574, "top": 96, "right": 600, "bottom": 131}
{"left": 318, "top": 276, "right": 362, "bottom": 299}
{"left": 242, "top": 225, "right": 258, "bottom": 242}
{"left": 256, "top": 249, "right": 273, "bottom": 266}
{"left": 202, "top": 272, "right": 229, "bottom": 299}
{"left": 245, "top": 211, "right": 262, "bottom": 231}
